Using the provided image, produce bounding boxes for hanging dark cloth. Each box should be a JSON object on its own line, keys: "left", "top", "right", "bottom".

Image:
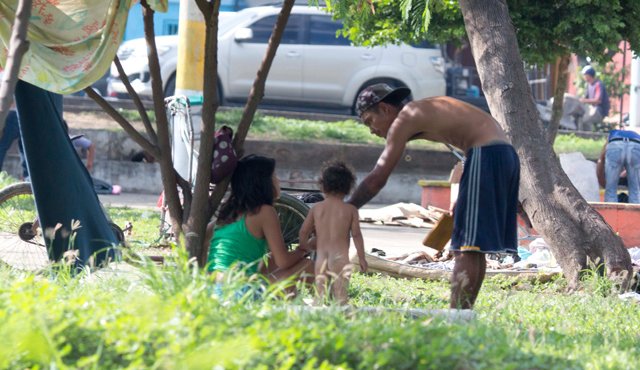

{"left": 14, "top": 80, "right": 116, "bottom": 266}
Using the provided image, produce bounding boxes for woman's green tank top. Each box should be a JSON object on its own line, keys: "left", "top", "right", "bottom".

{"left": 207, "top": 215, "right": 268, "bottom": 274}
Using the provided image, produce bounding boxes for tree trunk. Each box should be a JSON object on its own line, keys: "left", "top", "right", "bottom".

{"left": 190, "top": 0, "right": 296, "bottom": 265}
{"left": 0, "top": 0, "right": 31, "bottom": 130}
{"left": 187, "top": 0, "right": 222, "bottom": 265}
{"left": 546, "top": 54, "right": 571, "bottom": 145}
{"left": 458, "top": 0, "right": 632, "bottom": 289}
{"left": 141, "top": 0, "right": 184, "bottom": 235}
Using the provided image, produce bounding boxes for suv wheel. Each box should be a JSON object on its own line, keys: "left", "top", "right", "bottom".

{"left": 164, "top": 74, "right": 176, "bottom": 98}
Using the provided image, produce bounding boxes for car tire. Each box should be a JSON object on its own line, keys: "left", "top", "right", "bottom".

{"left": 164, "top": 73, "right": 176, "bottom": 98}
{"left": 163, "top": 74, "right": 224, "bottom": 105}
{"left": 351, "top": 79, "right": 412, "bottom": 116}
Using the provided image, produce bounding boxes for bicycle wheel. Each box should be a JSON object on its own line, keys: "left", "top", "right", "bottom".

{"left": 0, "top": 182, "right": 48, "bottom": 270}
{"left": 0, "top": 182, "right": 126, "bottom": 270}
{"left": 274, "top": 192, "right": 309, "bottom": 250}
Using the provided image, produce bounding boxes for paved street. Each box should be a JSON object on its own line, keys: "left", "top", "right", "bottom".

{"left": 98, "top": 192, "right": 431, "bottom": 257}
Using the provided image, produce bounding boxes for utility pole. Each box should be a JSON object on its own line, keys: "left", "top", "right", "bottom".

{"left": 173, "top": 0, "right": 206, "bottom": 181}
{"left": 176, "top": 0, "right": 205, "bottom": 97}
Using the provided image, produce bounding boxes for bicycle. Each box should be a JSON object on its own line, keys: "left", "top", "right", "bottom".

{"left": 0, "top": 181, "right": 125, "bottom": 270}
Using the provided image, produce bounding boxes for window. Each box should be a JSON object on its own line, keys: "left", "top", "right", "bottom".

{"left": 411, "top": 40, "right": 437, "bottom": 49}
{"left": 248, "top": 15, "right": 303, "bottom": 44}
{"left": 308, "top": 15, "right": 350, "bottom": 46}
{"left": 164, "top": 20, "right": 178, "bottom": 35}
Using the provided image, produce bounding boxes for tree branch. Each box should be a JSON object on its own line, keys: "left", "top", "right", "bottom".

{"left": 192, "top": 0, "right": 222, "bottom": 264}
{"left": 84, "top": 87, "right": 160, "bottom": 158}
{"left": 546, "top": 55, "right": 571, "bottom": 145}
{"left": 232, "top": 0, "right": 296, "bottom": 155}
{"left": 0, "top": 0, "right": 32, "bottom": 130}
{"left": 194, "top": 0, "right": 213, "bottom": 22}
{"left": 113, "top": 56, "right": 158, "bottom": 145}
{"left": 141, "top": 0, "right": 184, "bottom": 230}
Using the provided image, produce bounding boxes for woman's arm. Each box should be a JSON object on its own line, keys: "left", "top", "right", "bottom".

{"left": 259, "top": 205, "right": 308, "bottom": 270}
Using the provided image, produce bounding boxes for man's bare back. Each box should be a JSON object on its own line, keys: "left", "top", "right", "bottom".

{"left": 391, "top": 96, "right": 508, "bottom": 153}
{"left": 351, "top": 84, "right": 520, "bottom": 309}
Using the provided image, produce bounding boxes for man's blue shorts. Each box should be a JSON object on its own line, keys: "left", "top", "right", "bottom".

{"left": 450, "top": 143, "right": 520, "bottom": 254}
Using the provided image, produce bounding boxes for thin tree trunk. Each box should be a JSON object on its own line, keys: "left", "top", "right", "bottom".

{"left": 0, "top": 0, "right": 32, "bottom": 130}
{"left": 84, "top": 88, "right": 159, "bottom": 158}
{"left": 546, "top": 54, "right": 571, "bottom": 145}
{"left": 187, "top": 0, "right": 222, "bottom": 265}
{"left": 141, "top": 0, "right": 184, "bottom": 232}
{"left": 113, "top": 56, "right": 158, "bottom": 145}
{"left": 232, "top": 0, "right": 296, "bottom": 154}
{"left": 458, "top": 0, "right": 632, "bottom": 289}
{"left": 192, "top": 0, "right": 296, "bottom": 265}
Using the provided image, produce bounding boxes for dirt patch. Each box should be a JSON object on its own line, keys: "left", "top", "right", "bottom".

{"left": 64, "top": 111, "right": 146, "bottom": 131}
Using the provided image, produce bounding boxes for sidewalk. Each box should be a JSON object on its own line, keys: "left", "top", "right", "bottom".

{"left": 98, "top": 192, "right": 429, "bottom": 257}
{"left": 98, "top": 192, "right": 160, "bottom": 209}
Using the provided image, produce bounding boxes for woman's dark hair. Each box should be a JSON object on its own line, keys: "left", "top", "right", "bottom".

{"left": 320, "top": 160, "right": 356, "bottom": 196}
{"left": 217, "top": 154, "right": 276, "bottom": 224}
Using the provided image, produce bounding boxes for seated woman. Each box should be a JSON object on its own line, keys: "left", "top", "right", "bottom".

{"left": 207, "top": 154, "right": 314, "bottom": 286}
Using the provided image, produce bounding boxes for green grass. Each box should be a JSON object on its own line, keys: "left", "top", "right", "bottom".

{"left": 106, "top": 206, "right": 162, "bottom": 247}
{"left": 115, "top": 107, "right": 606, "bottom": 155}
{"left": 0, "top": 257, "right": 638, "bottom": 369}
{"left": 0, "top": 206, "right": 638, "bottom": 368}
{"left": 553, "top": 134, "right": 606, "bottom": 160}
{"left": 215, "top": 109, "right": 606, "bottom": 155}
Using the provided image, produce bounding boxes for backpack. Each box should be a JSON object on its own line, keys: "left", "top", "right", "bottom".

{"left": 210, "top": 125, "right": 238, "bottom": 184}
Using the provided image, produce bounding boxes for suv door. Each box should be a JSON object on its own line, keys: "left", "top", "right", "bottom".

{"left": 302, "top": 15, "right": 382, "bottom": 105}
{"left": 226, "top": 14, "right": 304, "bottom": 100}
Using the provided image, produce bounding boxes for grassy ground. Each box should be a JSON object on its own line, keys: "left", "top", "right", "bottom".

{"left": 0, "top": 255, "right": 637, "bottom": 369}
{"left": 0, "top": 184, "right": 638, "bottom": 368}
{"left": 0, "top": 111, "right": 625, "bottom": 368}
{"left": 66, "top": 108, "right": 606, "bottom": 158}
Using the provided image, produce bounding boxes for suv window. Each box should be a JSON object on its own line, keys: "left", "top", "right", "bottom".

{"left": 248, "top": 14, "right": 304, "bottom": 44}
{"left": 308, "top": 15, "right": 350, "bottom": 46}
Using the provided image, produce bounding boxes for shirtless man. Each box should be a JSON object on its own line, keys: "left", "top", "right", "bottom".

{"left": 347, "top": 83, "right": 520, "bottom": 309}
{"left": 299, "top": 161, "right": 368, "bottom": 304}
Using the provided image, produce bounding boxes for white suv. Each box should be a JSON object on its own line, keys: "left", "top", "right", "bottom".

{"left": 108, "top": 6, "right": 446, "bottom": 113}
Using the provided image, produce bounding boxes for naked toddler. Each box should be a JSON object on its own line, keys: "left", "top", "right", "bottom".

{"left": 299, "top": 161, "right": 368, "bottom": 304}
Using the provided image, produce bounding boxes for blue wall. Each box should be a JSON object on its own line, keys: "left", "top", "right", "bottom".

{"left": 123, "top": 0, "right": 180, "bottom": 41}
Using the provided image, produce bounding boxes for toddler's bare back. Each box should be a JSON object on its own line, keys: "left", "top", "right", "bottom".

{"left": 313, "top": 198, "right": 356, "bottom": 252}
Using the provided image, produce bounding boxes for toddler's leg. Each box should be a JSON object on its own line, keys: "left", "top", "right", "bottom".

{"left": 314, "top": 254, "right": 329, "bottom": 305}
{"left": 328, "top": 253, "right": 352, "bottom": 305}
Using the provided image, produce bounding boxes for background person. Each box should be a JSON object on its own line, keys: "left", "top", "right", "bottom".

{"left": 71, "top": 135, "right": 96, "bottom": 172}
{"left": 0, "top": 109, "right": 29, "bottom": 180}
{"left": 299, "top": 160, "right": 368, "bottom": 305}
{"left": 579, "top": 65, "right": 610, "bottom": 131}
{"left": 596, "top": 128, "right": 640, "bottom": 203}
{"left": 347, "top": 83, "right": 520, "bottom": 310}
{"left": 207, "top": 155, "right": 314, "bottom": 286}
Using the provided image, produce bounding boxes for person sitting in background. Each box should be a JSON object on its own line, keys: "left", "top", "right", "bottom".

{"left": 579, "top": 65, "right": 610, "bottom": 132}
{"left": 207, "top": 155, "right": 314, "bottom": 288}
{"left": 596, "top": 128, "right": 640, "bottom": 203}
{"left": 71, "top": 135, "right": 96, "bottom": 172}
{"left": 299, "top": 160, "right": 368, "bottom": 305}
{"left": 0, "top": 108, "right": 29, "bottom": 180}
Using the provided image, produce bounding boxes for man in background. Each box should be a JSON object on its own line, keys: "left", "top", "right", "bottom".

{"left": 579, "top": 65, "right": 610, "bottom": 131}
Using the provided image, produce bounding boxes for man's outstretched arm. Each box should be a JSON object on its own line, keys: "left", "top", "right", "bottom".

{"left": 348, "top": 172, "right": 386, "bottom": 209}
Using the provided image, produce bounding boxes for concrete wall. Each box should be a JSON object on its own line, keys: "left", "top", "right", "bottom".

{"left": 3, "top": 129, "right": 458, "bottom": 204}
